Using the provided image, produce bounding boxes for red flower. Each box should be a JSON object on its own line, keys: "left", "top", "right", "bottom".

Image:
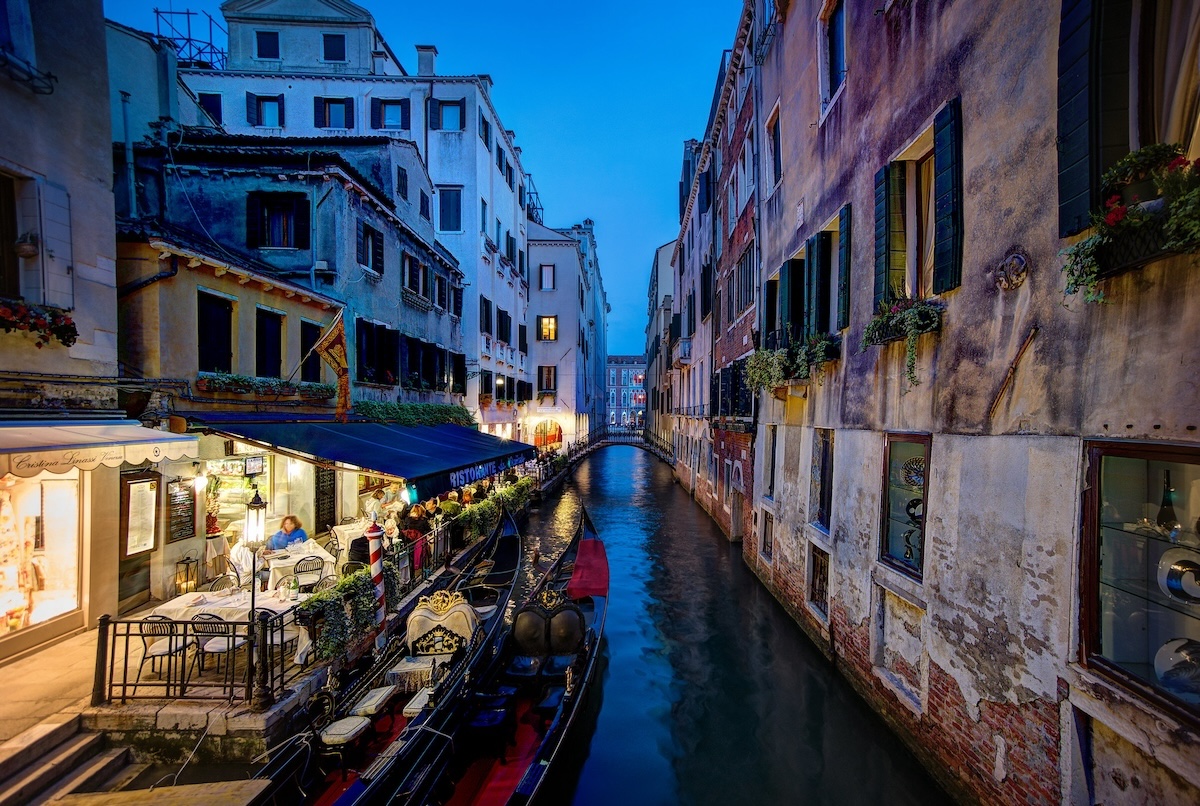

{"left": 1106, "top": 195, "right": 1123, "bottom": 209}
{"left": 1104, "top": 206, "right": 1128, "bottom": 227}
{"left": 0, "top": 307, "right": 11, "bottom": 319}
{"left": 1167, "top": 155, "right": 1190, "bottom": 172}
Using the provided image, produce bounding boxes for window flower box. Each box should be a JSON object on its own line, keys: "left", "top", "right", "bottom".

{"left": 860, "top": 298, "right": 943, "bottom": 387}
{"left": 195, "top": 372, "right": 255, "bottom": 394}
{"left": 0, "top": 300, "right": 77, "bottom": 348}
{"left": 478, "top": 394, "right": 493, "bottom": 407}
{"left": 299, "top": 382, "right": 337, "bottom": 400}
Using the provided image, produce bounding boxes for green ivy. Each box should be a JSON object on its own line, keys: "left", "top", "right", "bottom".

{"left": 296, "top": 568, "right": 380, "bottom": 661}
{"left": 352, "top": 401, "right": 476, "bottom": 427}
{"left": 860, "top": 298, "right": 943, "bottom": 387}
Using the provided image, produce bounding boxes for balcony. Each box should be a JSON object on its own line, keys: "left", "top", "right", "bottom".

{"left": 672, "top": 337, "right": 692, "bottom": 368}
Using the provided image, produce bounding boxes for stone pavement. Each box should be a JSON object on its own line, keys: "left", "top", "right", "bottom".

{"left": 0, "top": 628, "right": 97, "bottom": 743}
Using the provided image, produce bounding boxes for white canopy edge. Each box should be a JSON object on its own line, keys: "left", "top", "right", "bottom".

{"left": 0, "top": 421, "right": 199, "bottom": 477}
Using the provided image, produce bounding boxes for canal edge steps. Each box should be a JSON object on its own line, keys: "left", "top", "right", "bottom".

{"left": 0, "top": 713, "right": 133, "bottom": 806}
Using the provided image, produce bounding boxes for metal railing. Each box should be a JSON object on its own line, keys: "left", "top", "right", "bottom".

{"left": 672, "top": 337, "right": 693, "bottom": 367}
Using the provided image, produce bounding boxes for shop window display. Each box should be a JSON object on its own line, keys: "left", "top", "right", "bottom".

{"left": 1087, "top": 445, "right": 1200, "bottom": 713}
{"left": 0, "top": 469, "right": 79, "bottom": 636}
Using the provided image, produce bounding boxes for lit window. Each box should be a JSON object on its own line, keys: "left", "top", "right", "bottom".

{"left": 538, "top": 316, "right": 558, "bottom": 341}
{"left": 540, "top": 264, "right": 556, "bottom": 290}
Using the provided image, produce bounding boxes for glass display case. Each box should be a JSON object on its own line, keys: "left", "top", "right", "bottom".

{"left": 202, "top": 455, "right": 273, "bottom": 540}
{"left": 881, "top": 435, "right": 929, "bottom": 578}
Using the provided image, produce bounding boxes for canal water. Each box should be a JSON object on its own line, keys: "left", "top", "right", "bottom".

{"left": 525, "top": 445, "right": 951, "bottom": 806}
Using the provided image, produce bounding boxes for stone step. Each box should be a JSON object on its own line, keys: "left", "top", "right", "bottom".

{"left": 27, "top": 747, "right": 129, "bottom": 805}
{"left": 0, "top": 715, "right": 82, "bottom": 785}
{"left": 97, "top": 762, "right": 150, "bottom": 793}
{"left": 0, "top": 732, "right": 102, "bottom": 806}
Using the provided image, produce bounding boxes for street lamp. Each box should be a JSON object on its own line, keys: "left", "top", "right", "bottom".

{"left": 243, "top": 485, "right": 273, "bottom": 709}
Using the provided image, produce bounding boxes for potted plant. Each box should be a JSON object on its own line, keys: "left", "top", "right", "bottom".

{"left": 0, "top": 301, "right": 77, "bottom": 348}
{"left": 195, "top": 372, "right": 255, "bottom": 393}
{"left": 861, "top": 297, "right": 943, "bottom": 387}
{"left": 299, "top": 382, "right": 337, "bottom": 400}
{"left": 478, "top": 393, "right": 493, "bottom": 407}
{"left": 254, "top": 377, "right": 299, "bottom": 396}
{"left": 746, "top": 347, "right": 788, "bottom": 390}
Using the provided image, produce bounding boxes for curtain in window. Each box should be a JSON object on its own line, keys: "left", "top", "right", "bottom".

{"left": 919, "top": 155, "right": 936, "bottom": 298}
{"left": 1135, "top": 0, "right": 1200, "bottom": 155}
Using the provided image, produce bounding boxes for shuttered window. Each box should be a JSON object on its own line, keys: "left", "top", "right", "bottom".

{"left": 479, "top": 296, "right": 493, "bottom": 335}
{"left": 300, "top": 320, "right": 322, "bottom": 383}
{"left": 371, "top": 98, "right": 410, "bottom": 130}
{"left": 437, "top": 186, "right": 462, "bottom": 232}
{"left": 805, "top": 232, "right": 832, "bottom": 338}
{"left": 197, "top": 291, "right": 233, "bottom": 374}
{"left": 428, "top": 98, "right": 465, "bottom": 131}
{"left": 245, "top": 93, "right": 284, "bottom": 127}
{"left": 357, "top": 220, "right": 384, "bottom": 275}
{"left": 873, "top": 163, "right": 907, "bottom": 311}
{"left": 255, "top": 308, "right": 283, "bottom": 379}
{"left": 246, "top": 192, "right": 309, "bottom": 250}
{"left": 314, "top": 97, "right": 353, "bottom": 129}
{"left": 932, "top": 98, "right": 963, "bottom": 293}
{"left": 355, "top": 318, "right": 399, "bottom": 385}
{"left": 837, "top": 204, "right": 852, "bottom": 329}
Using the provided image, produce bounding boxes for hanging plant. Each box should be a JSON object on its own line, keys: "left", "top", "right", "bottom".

{"left": 298, "top": 382, "right": 337, "bottom": 399}
{"left": 295, "top": 568, "right": 379, "bottom": 661}
{"left": 0, "top": 301, "right": 77, "bottom": 348}
{"left": 746, "top": 348, "right": 787, "bottom": 389}
{"left": 860, "top": 298, "right": 943, "bottom": 387}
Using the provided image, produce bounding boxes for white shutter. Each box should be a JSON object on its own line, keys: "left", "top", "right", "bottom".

{"left": 41, "top": 181, "right": 73, "bottom": 309}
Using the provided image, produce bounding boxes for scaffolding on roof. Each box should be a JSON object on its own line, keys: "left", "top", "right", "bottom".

{"left": 155, "top": 8, "right": 227, "bottom": 70}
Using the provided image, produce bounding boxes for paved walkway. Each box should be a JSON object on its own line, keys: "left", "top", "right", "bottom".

{"left": 0, "top": 628, "right": 97, "bottom": 743}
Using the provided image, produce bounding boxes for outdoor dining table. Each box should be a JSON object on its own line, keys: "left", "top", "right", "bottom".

{"left": 262, "top": 539, "right": 336, "bottom": 589}
{"left": 151, "top": 588, "right": 314, "bottom": 665}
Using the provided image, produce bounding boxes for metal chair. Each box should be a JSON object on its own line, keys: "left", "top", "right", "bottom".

{"left": 274, "top": 573, "right": 299, "bottom": 596}
{"left": 324, "top": 534, "right": 342, "bottom": 562}
{"left": 188, "top": 613, "right": 246, "bottom": 695}
{"left": 204, "top": 573, "right": 237, "bottom": 592}
{"left": 341, "top": 561, "right": 367, "bottom": 576}
{"left": 133, "top": 615, "right": 188, "bottom": 694}
{"left": 313, "top": 574, "right": 337, "bottom": 592}
{"left": 293, "top": 555, "right": 324, "bottom": 593}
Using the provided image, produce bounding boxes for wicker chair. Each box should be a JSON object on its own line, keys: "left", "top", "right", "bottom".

{"left": 293, "top": 555, "right": 324, "bottom": 593}
{"left": 204, "top": 574, "right": 237, "bottom": 592}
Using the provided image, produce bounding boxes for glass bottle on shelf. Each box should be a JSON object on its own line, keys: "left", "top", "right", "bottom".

{"left": 1157, "top": 469, "right": 1182, "bottom": 539}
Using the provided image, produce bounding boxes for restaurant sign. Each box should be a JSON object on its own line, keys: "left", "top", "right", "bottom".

{"left": 411, "top": 447, "right": 538, "bottom": 500}
{"left": 7, "top": 446, "right": 127, "bottom": 475}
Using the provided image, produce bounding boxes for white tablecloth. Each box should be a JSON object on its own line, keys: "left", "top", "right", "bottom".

{"left": 264, "top": 539, "right": 336, "bottom": 589}
{"left": 152, "top": 588, "right": 313, "bottom": 664}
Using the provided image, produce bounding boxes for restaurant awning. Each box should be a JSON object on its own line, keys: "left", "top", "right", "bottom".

{"left": 0, "top": 420, "right": 200, "bottom": 477}
{"left": 189, "top": 417, "right": 537, "bottom": 500}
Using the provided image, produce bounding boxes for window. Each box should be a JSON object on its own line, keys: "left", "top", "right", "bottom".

{"left": 432, "top": 276, "right": 446, "bottom": 309}
{"left": 255, "top": 30, "right": 279, "bottom": 59}
{"left": 314, "top": 97, "right": 353, "bottom": 129}
{"left": 419, "top": 190, "right": 430, "bottom": 221}
{"left": 518, "top": 324, "right": 528, "bottom": 353}
{"left": 197, "top": 291, "right": 233, "bottom": 373}
{"left": 811, "top": 428, "right": 835, "bottom": 531}
{"left": 714, "top": 287, "right": 722, "bottom": 330}
{"left": 609, "top": 369, "right": 616, "bottom": 386}
{"left": 0, "top": 174, "right": 17, "bottom": 299}
{"left": 479, "top": 111, "right": 492, "bottom": 149}
{"left": 880, "top": 433, "right": 930, "bottom": 579}
{"left": 538, "top": 365, "right": 557, "bottom": 393}
{"left": 355, "top": 318, "right": 399, "bottom": 385}
{"left": 539, "top": 264, "right": 556, "bottom": 290}
{"left": 495, "top": 219, "right": 501, "bottom": 246}
{"left": 300, "top": 320, "right": 322, "bottom": 383}
{"left": 761, "top": 511, "right": 774, "bottom": 560}
{"left": 479, "top": 296, "right": 493, "bottom": 335}
{"left": 480, "top": 199, "right": 488, "bottom": 233}
{"left": 255, "top": 308, "right": 283, "bottom": 378}
{"left": 506, "top": 164, "right": 514, "bottom": 189}
{"left": 809, "top": 545, "right": 830, "bottom": 617}
{"left": 246, "top": 93, "right": 284, "bottom": 127}
{"left": 726, "top": 275, "right": 735, "bottom": 323}
{"left": 1082, "top": 443, "right": 1200, "bottom": 717}
{"left": 764, "top": 425, "right": 778, "bottom": 499}
{"left": 481, "top": 370, "right": 493, "bottom": 395}
{"left": 737, "top": 247, "right": 754, "bottom": 311}
{"left": 820, "top": 0, "right": 846, "bottom": 109}
{"left": 371, "top": 98, "right": 410, "bottom": 130}
{"left": 538, "top": 315, "right": 557, "bottom": 341}
{"left": 396, "top": 167, "right": 408, "bottom": 200}
{"left": 246, "top": 192, "right": 309, "bottom": 249}
{"left": 438, "top": 186, "right": 462, "bottom": 232}
{"left": 767, "top": 110, "right": 782, "bottom": 188}
{"left": 451, "top": 286, "right": 463, "bottom": 317}
{"left": 496, "top": 309, "right": 512, "bottom": 344}
{"left": 358, "top": 220, "right": 384, "bottom": 275}
{"left": 429, "top": 98, "right": 465, "bottom": 131}
{"left": 403, "top": 253, "right": 425, "bottom": 295}
{"left": 504, "top": 232, "right": 515, "bottom": 261}
{"left": 874, "top": 99, "right": 963, "bottom": 309}
{"left": 198, "top": 93, "right": 222, "bottom": 124}
{"left": 322, "top": 33, "right": 345, "bottom": 62}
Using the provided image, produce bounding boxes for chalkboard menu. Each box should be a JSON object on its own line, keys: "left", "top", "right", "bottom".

{"left": 167, "top": 480, "right": 196, "bottom": 543}
{"left": 315, "top": 466, "right": 336, "bottom": 535}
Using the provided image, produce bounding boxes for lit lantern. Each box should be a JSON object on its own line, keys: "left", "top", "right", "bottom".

{"left": 175, "top": 555, "right": 199, "bottom": 595}
{"left": 244, "top": 485, "right": 267, "bottom": 547}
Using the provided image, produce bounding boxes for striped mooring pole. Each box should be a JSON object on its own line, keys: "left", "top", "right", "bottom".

{"left": 366, "top": 516, "right": 386, "bottom": 651}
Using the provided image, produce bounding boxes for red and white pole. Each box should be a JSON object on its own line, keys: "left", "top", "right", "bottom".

{"left": 366, "top": 516, "right": 386, "bottom": 650}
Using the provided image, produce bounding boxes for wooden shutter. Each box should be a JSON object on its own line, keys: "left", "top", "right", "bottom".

{"left": 873, "top": 164, "right": 906, "bottom": 311}
{"left": 837, "top": 204, "right": 852, "bottom": 329}
{"left": 385, "top": 328, "right": 400, "bottom": 384}
{"left": 874, "top": 166, "right": 889, "bottom": 312}
{"left": 428, "top": 98, "right": 441, "bottom": 130}
{"left": 293, "top": 194, "right": 310, "bottom": 249}
{"left": 778, "top": 261, "right": 790, "bottom": 342}
{"left": 246, "top": 192, "right": 261, "bottom": 248}
{"left": 400, "top": 99, "right": 410, "bottom": 129}
{"left": 933, "top": 97, "right": 963, "bottom": 294}
{"left": 370, "top": 98, "right": 382, "bottom": 129}
{"left": 314, "top": 97, "right": 326, "bottom": 128}
{"left": 804, "top": 236, "right": 818, "bottom": 338}
{"left": 245, "top": 92, "right": 258, "bottom": 126}
{"left": 343, "top": 98, "right": 354, "bottom": 128}
{"left": 1057, "top": 0, "right": 1094, "bottom": 236}
{"left": 811, "top": 231, "right": 832, "bottom": 335}
{"left": 276, "top": 94, "right": 285, "bottom": 126}
{"left": 41, "top": 182, "right": 73, "bottom": 310}
{"left": 356, "top": 221, "right": 366, "bottom": 265}
{"left": 371, "top": 228, "right": 384, "bottom": 273}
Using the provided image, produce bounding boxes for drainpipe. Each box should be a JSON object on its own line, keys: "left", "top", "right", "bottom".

{"left": 118, "top": 255, "right": 178, "bottom": 298}
{"left": 120, "top": 91, "right": 137, "bottom": 219}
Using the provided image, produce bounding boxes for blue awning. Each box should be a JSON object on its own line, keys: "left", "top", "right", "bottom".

{"left": 186, "top": 416, "right": 536, "bottom": 500}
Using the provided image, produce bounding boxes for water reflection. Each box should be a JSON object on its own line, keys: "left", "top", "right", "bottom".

{"left": 525, "top": 446, "right": 950, "bottom": 806}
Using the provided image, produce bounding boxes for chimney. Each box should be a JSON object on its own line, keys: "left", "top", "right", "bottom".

{"left": 477, "top": 74, "right": 493, "bottom": 95}
{"left": 416, "top": 45, "right": 438, "bottom": 76}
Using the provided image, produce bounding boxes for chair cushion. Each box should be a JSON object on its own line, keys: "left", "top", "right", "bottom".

{"left": 200, "top": 637, "right": 245, "bottom": 653}
{"left": 506, "top": 655, "right": 540, "bottom": 678}
{"left": 542, "top": 654, "right": 575, "bottom": 677}
{"left": 402, "top": 687, "right": 432, "bottom": 717}
{"left": 468, "top": 708, "right": 510, "bottom": 729}
{"left": 536, "top": 687, "right": 566, "bottom": 714}
{"left": 320, "top": 716, "right": 372, "bottom": 745}
{"left": 350, "top": 685, "right": 399, "bottom": 717}
{"left": 146, "top": 637, "right": 185, "bottom": 657}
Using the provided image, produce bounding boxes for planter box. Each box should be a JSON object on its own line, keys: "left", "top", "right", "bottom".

{"left": 1097, "top": 205, "right": 1173, "bottom": 278}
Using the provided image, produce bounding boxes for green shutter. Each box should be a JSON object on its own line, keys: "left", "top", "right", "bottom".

{"left": 812, "top": 231, "right": 832, "bottom": 334}
{"left": 370, "top": 98, "right": 382, "bottom": 129}
{"left": 933, "top": 97, "right": 963, "bottom": 294}
{"left": 874, "top": 167, "right": 889, "bottom": 312}
{"left": 245, "top": 92, "right": 258, "bottom": 127}
{"left": 344, "top": 98, "right": 354, "bottom": 129}
{"left": 804, "top": 235, "right": 818, "bottom": 339}
{"left": 428, "top": 98, "right": 441, "bottom": 130}
{"left": 1057, "top": 0, "right": 1093, "bottom": 236}
{"left": 314, "top": 97, "right": 326, "bottom": 128}
{"left": 837, "top": 204, "right": 852, "bottom": 329}
{"left": 276, "top": 94, "right": 285, "bottom": 127}
{"left": 777, "top": 265, "right": 790, "bottom": 341}
{"left": 246, "top": 192, "right": 261, "bottom": 248}
{"left": 400, "top": 99, "right": 411, "bottom": 129}
{"left": 293, "top": 195, "right": 310, "bottom": 250}
{"left": 356, "top": 221, "right": 366, "bottom": 265}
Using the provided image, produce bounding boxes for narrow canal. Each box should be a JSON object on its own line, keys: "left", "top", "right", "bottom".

{"left": 525, "top": 445, "right": 951, "bottom": 805}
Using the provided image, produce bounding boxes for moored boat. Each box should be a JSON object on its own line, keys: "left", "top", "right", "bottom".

{"left": 396, "top": 506, "right": 609, "bottom": 805}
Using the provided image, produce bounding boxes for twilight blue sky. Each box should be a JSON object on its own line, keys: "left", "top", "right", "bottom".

{"left": 102, "top": 0, "right": 739, "bottom": 355}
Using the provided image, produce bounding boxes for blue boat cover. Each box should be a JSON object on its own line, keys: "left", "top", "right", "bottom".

{"left": 190, "top": 417, "right": 536, "bottom": 500}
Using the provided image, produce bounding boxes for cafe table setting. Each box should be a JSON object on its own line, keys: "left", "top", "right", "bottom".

{"left": 262, "top": 538, "right": 336, "bottom": 589}
{"left": 151, "top": 586, "right": 315, "bottom": 665}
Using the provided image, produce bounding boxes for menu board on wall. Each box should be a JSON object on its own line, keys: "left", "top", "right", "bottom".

{"left": 315, "top": 466, "right": 336, "bottom": 536}
{"left": 124, "top": 477, "right": 158, "bottom": 557}
{"left": 167, "top": 480, "right": 195, "bottom": 543}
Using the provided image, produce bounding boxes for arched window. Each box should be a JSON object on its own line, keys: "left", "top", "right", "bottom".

{"left": 534, "top": 419, "right": 562, "bottom": 449}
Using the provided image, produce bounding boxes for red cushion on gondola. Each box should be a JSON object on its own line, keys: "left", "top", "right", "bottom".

{"left": 566, "top": 539, "right": 609, "bottom": 599}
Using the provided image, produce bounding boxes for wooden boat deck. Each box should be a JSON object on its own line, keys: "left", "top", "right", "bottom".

{"left": 56, "top": 780, "right": 272, "bottom": 805}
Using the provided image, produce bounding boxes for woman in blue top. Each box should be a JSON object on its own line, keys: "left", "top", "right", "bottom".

{"left": 267, "top": 515, "right": 308, "bottom": 550}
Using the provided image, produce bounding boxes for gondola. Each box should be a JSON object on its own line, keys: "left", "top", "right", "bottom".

{"left": 393, "top": 506, "right": 609, "bottom": 805}
{"left": 253, "top": 507, "right": 524, "bottom": 805}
